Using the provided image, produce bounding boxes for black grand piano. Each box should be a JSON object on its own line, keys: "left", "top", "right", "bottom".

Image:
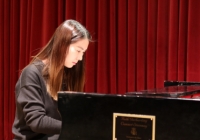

{"left": 57, "top": 81, "right": 200, "bottom": 140}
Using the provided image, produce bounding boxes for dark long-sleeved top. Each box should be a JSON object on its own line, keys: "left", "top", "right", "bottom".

{"left": 12, "top": 60, "right": 62, "bottom": 140}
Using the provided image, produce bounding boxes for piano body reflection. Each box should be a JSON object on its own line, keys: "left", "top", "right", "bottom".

{"left": 58, "top": 81, "right": 200, "bottom": 140}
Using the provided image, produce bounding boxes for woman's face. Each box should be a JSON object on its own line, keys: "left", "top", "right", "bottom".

{"left": 64, "top": 38, "right": 89, "bottom": 68}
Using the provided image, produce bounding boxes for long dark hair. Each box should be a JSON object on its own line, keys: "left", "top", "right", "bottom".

{"left": 31, "top": 20, "right": 91, "bottom": 99}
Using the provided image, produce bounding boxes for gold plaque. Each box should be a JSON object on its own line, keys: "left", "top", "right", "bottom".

{"left": 113, "top": 113, "right": 156, "bottom": 140}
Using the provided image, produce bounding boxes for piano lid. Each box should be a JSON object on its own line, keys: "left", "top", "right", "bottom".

{"left": 127, "top": 85, "right": 200, "bottom": 98}
{"left": 127, "top": 81, "right": 200, "bottom": 98}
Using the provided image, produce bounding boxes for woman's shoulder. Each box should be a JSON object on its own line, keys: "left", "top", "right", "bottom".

{"left": 22, "top": 61, "right": 42, "bottom": 75}
{"left": 20, "top": 60, "right": 44, "bottom": 86}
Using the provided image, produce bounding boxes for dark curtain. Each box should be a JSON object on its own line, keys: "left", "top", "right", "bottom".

{"left": 1, "top": 0, "right": 200, "bottom": 139}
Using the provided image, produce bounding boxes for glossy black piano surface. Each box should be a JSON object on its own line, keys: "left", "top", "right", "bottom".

{"left": 57, "top": 82, "right": 200, "bottom": 140}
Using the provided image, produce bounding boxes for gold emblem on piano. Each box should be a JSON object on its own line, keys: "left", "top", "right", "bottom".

{"left": 131, "top": 127, "right": 137, "bottom": 135}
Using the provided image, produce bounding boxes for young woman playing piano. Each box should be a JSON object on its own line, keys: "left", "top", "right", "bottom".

{"left": 12, "top": 19, "right": 91, "bottom": 140}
